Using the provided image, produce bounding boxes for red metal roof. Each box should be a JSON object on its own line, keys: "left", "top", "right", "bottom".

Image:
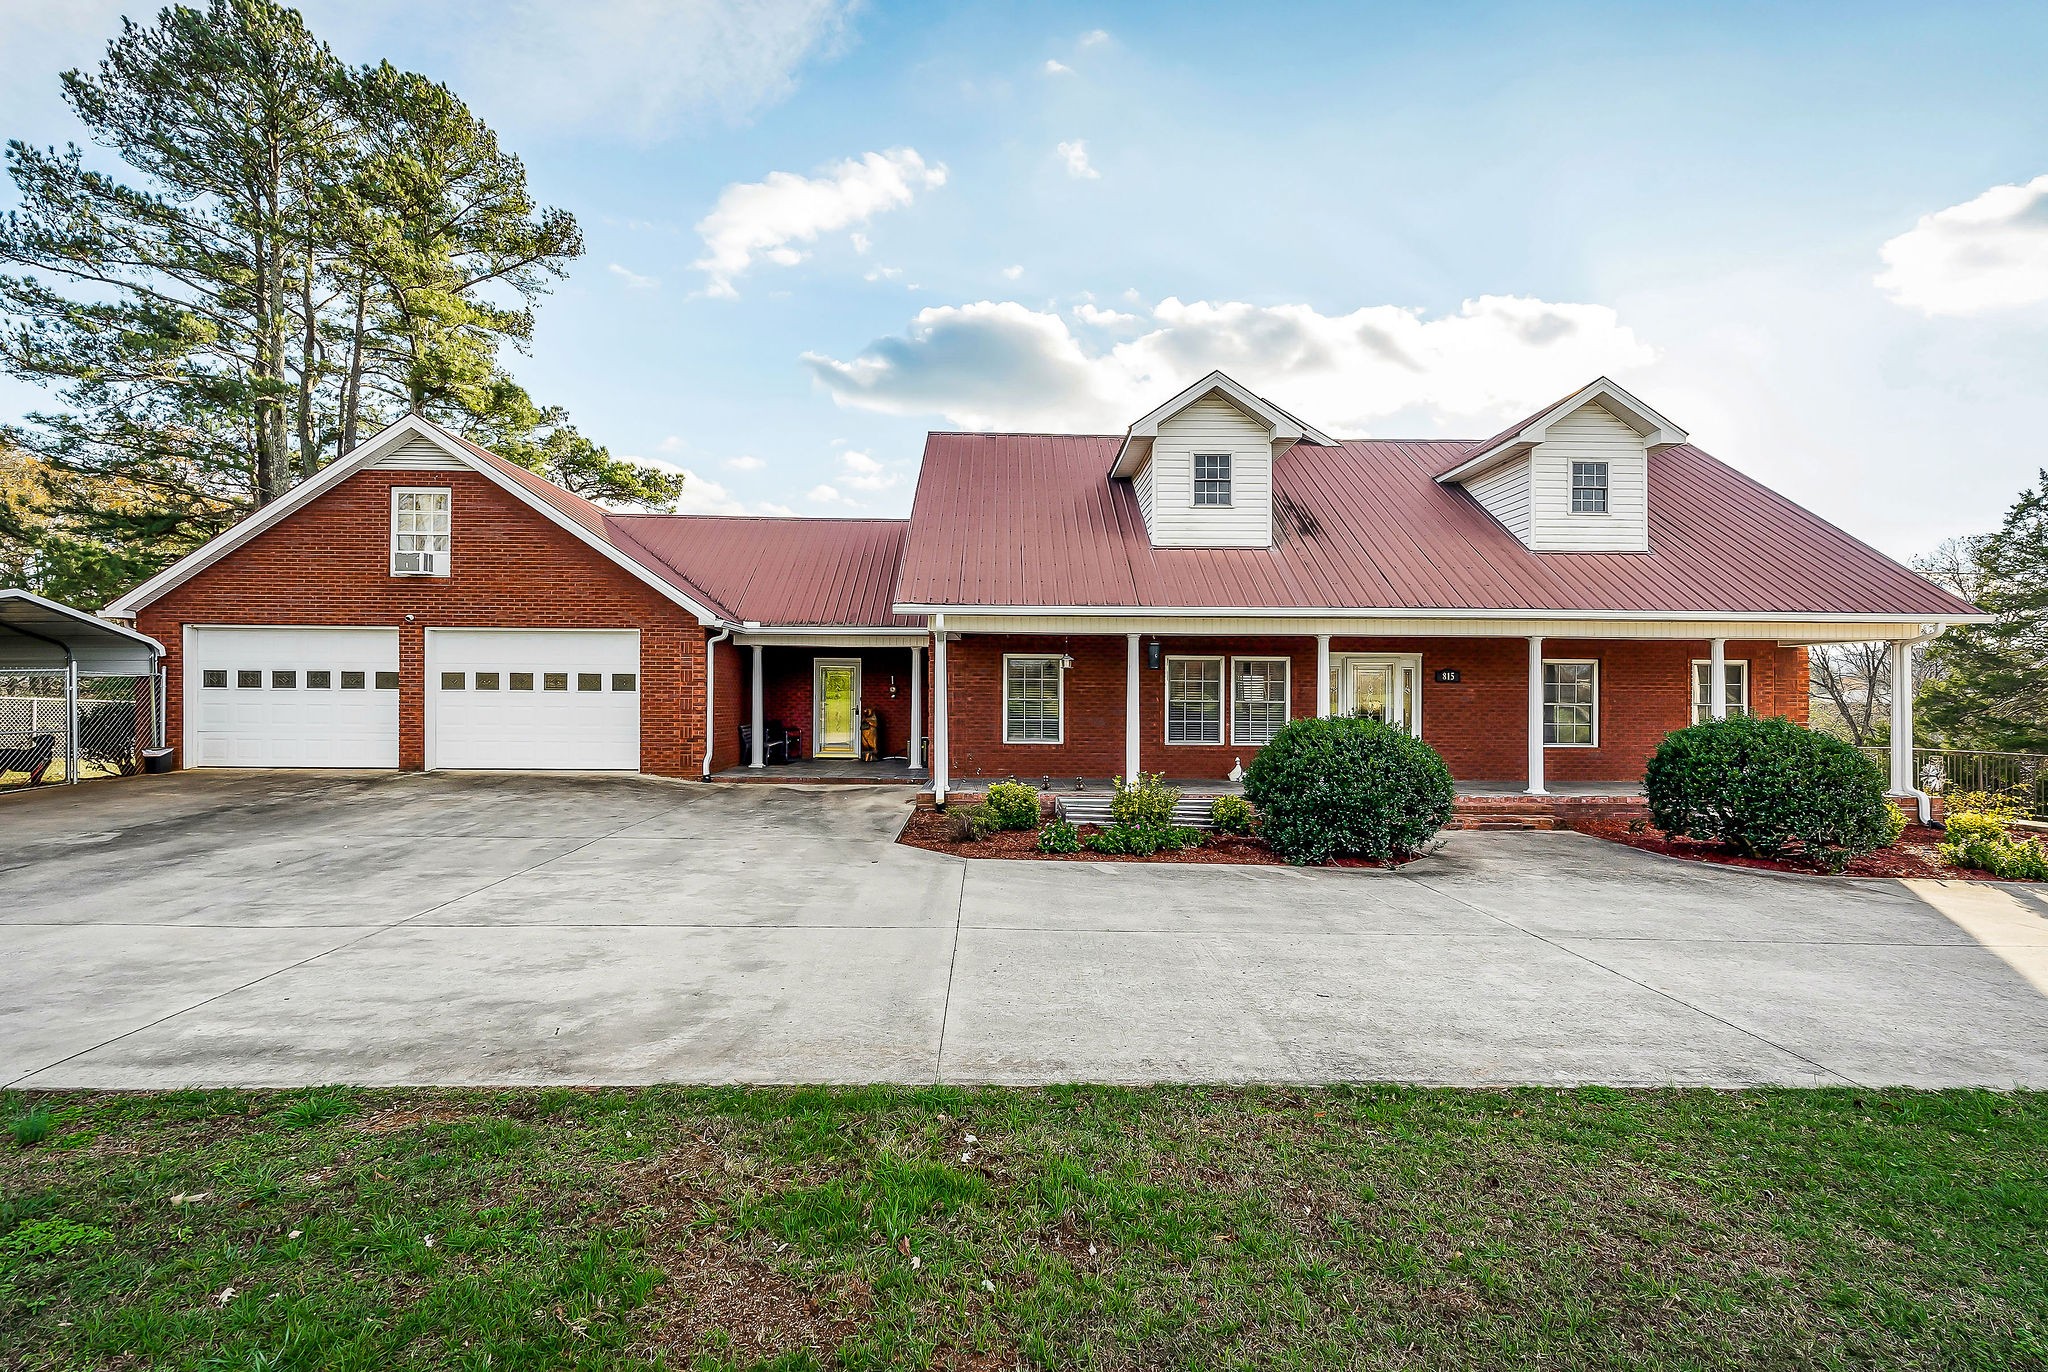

{"left": 894, "top": 432, "right": 1979, "bottom": 618}
{"left": 607, "top": 515, "right": 916, "bottom": 627}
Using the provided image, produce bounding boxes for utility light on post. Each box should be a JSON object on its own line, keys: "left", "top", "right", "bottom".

{"left": 1146, "top": 639, "right": 1162, "bottom": 670}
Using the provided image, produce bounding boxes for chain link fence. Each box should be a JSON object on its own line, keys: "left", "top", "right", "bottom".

{"left": 0, "top": 672, "right": 158, "bottom": 791}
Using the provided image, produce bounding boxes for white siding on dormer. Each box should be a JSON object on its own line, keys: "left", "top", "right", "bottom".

{"left": 1142, "top": 393, "right": 1273, "bottom": 547}
{"left": 1465, "top": 457, "right": 1532, "bottom": 542}
{"left": 1133, "top": 458, "right": 1155, "bottom": 531}
{"left": 1528, "top": 403, "right": 1649, "bottom": 552}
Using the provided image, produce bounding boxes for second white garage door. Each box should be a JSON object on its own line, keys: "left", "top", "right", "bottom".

{"left": 426, "top": 629, "right": 642, "bottom": 771}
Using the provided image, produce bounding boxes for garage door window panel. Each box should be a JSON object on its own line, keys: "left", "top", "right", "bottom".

{"left": 392, "top": 488, "right": 451, "bottom": 576}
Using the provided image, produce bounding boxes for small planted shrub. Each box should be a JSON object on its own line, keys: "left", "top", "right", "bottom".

{"left": 1939, "top": 796, "right": 2048, "bottom": 879}
{"left": 1036, "top": 818, "right": 1083, "bottom": 854}
{"left": 1242, "top": 717, "right": 1455, "bottom": 865}
{"left": 1209, "top": 794, "right": 1256, "bottom": 836}
{"left": 983, "top": 782, "right": 1043, "bottom": 832}
{"left": 1644, "top": 715, "right": 1893, "bottom": 871}
{"left": 1110, "top": 773, "right": 1182, "bottom": 828}
{"left": 1087, "top": 822, "right": 1202, "bottom": 856}
{"left": 11, "top": 1106, "right": 54, "bottom": 1147}
{"left": 943, "top": 803, "right": 1001, "bottom": 844}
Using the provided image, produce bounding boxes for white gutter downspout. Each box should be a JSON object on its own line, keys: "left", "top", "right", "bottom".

{"left": 702, "top": 627, "right": 732, "bottom": 780}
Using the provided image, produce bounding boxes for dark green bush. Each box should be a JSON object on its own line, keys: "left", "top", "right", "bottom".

{"left": 1036, "top": 818, "right": 1083, "bottom": 853}
{"left": 1242, "top": 717, "right": 1455, "bottom": 864}
{"left": 1110, "top": 773, "right": 1181, "bottom": 827}
{"left": 1208, "top": 794, "right": 1256, "bottom": 835}
{"left": 983, "top": 782, "right": 1043, "bottom": 831}
{"left": 1086, "top": 822, "right": 1202, "bottom": 856}
{"left": 1644, "top": 715, "right": 1893, "bottom": 871}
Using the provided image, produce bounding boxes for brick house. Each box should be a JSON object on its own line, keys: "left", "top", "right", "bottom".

{"left": 103, "top": 371, "right": 1979, "bottom": 805}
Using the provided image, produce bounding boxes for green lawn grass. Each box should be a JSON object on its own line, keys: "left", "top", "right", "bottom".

{"left": 2, "top": 1086, "right": 2042, "bottom": 1369}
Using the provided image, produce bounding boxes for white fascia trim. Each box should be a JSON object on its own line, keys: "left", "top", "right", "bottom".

{"left": 891, "top": 602, "right": 1988, "bottom": 625}
{"left": 1110, "top": 369, "right": 1337, "bottom": 477}
{"left": 1436, "top": 377, "right": 1689, "bottom": 485}
{"left": 103, "top": 414, "right": 722, "bottom": 626}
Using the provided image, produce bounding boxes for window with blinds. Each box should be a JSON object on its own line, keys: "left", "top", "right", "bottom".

{"left": 1003, "top": 655, "right": 1063, "bottom": 743}
{"left": 1166, "top": 657, "right": 1224, "bottom": 744}
{"left": 1232, "top": 657, "right": 1289, "bottom": 745}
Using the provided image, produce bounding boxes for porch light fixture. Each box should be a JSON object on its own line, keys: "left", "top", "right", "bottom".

{"left": 1147, "top": 639, "right": 1162, "bottom": 670}
{"left": 1060, "top": 653, "right": 1075, "bottom": 671}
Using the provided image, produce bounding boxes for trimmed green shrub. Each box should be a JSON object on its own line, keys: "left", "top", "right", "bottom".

{"left": 983, "top": 782, "right": 1043, "bottom": 831}
{"left": 1881, "top": 800, "right": 1910, "bottom": 848}
{"left": 943, "top": 802, "right": 1001, "bottom": 843}
{"left": 1110, "top": 773, "right": 1181, "bottom": 827}
{"left": 1241, "top": 717, "right": 1454, "bottom": 865}
{"left": 1036, "top": 818, "right": 1083, "bottom": 853}
{"left": 1087, "top": 822, "right": 1202, "bottom": 856}
{"left": 1939, "top": 803, "right": 2048, "bottom": 879}
{"left": 1209, "top": 794, "right": 1256, "bottom": 835}
{"left": 1644, "top": 715, "right": 1893, "bottom": 871}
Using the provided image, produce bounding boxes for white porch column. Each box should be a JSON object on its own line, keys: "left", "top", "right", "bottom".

{"left": 1526, "top": 635, "right": 1547, "bottom": 796}
{"left": 749, "top": 644, "right": 766, "bottom": 767}
{"left": 1708, "top": 637, "right": 1728, "bottom": 721}
{"left": 1125, "top": 634, "right": 1141, "bottom": 780}
{"left": 1890, "top": 638, "right": 1915, "bottom": 795}
{"left": 932, "top": 615, "right": 950, "bottom": 802}
{"left": 1315, "top": 634, "right": 1332, "bottom": 718}
{"left": 909, "top": 646, "right": 924, "bottom": 770}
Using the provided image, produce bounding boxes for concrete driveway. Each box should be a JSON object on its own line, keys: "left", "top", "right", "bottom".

{"left": 3, "top": 772, "right": 2046, "bottom": 1089}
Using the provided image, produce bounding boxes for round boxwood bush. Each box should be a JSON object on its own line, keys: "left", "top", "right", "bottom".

{"left": 1644, "top": 714, "right": 1893, "bottom": 870}
{"left": 1242, "top": 717, "right": 1455, "bottom": 864}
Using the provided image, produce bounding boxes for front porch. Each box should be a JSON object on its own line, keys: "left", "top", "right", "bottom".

{"left": 713, "top": 756, "right": 926, "bottom": 785}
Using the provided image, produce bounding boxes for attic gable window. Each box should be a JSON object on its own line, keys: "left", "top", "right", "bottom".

{"left": 392, "top": 488, "right": 451, "bottom": 576}
{"left": 1570, "top": 461, "right": 1609, "bottom": 515}
{"left": 1193, "top": 452, "right": 1232, "bottom": 507}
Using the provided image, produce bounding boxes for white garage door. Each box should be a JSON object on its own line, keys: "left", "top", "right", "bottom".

{"left": 186, "top": 626, "right": 400, "bottom": 767}
{"left": 426, "top": 629, "right": 641, "bottom": 771}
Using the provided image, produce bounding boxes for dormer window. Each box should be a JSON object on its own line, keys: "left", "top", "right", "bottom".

{"left": 1570, "top": 461, "right": 1609, "bottom": 514}
{"left": 1193, "top": 453, "right": 1232, "bottom": 507}
{"left": 392, "top": 488, "right": 451, "bottom": 576}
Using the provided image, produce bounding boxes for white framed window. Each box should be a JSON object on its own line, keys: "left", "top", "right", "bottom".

{"left": 1193, "top": 452, "right": 1232, "bottom": 507}
{"left": 392, "top": 487, "right": 451, "bottom": 576}
{"left": 1543, "top": 660, "right": 1598, "bottom": 746}
{"left": 1569, "top": 461, "right": 1609, "bottom": 515}
{"left": 1231, "top": 656, "right": 1290, "bottom": 746}
{"left": 1002, "top": 654, "right": 1064, "bottom": 744}
{"left": 1165, "top": 656, "right": 1224, "bottom": 744}
{"left": 1691, "top": 659, "right": 1750, "bottom": 723}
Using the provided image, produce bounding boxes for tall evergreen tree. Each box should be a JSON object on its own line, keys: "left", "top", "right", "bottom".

{"left": 1920, "top": 472, "right": 2048, "bottom": 751}
{"left": 0, "top": 1, "right": 682, "bottom": 607}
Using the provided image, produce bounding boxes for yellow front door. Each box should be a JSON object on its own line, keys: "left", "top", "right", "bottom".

{"left": 815, "top": 661, "right": 859, "bottom": 757}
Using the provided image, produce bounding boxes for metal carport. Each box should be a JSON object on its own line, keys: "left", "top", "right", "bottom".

{"left": 0, "top": 589, "right": 165, "bottom": 787}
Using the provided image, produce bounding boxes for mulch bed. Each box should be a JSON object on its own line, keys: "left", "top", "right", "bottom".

{"left": 1567, "top": 819, "right": 1983, "bottom": 879}
{"left": 896, "top": 806, "right": 1412, "bottom": 867}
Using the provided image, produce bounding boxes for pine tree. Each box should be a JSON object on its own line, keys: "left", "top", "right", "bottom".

{"left": 1920, "top": 472, "right": 2048, "bottom": 750}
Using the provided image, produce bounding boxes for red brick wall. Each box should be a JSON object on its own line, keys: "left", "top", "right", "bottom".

{"left": 705, "top": 634, "right": 743, "bottom": 775}
{"left": 940, "top": 633, "right": 1811, "bottom": 785}
{"left": 752, "top": 646, "right": 922, "bottom": 761}
{"left": 137, "top": 467, "right": 706, "bottom": 775}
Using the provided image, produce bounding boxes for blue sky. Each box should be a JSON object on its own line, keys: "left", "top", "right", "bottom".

{"left": 4, "top": 0, "right": 2047, "bottom": 558}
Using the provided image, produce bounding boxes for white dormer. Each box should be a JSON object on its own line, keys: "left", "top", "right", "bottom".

{"left": 1437, "top": 377, "right": 1686, "bottom": 554}
{"left": 1110, "top": 371, "right": 1335, "bottom": 548}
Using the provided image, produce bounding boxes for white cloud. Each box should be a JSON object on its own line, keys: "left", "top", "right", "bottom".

{"left": 1875, "top": 174, "right": 2048, "bottom": 315}
{"left": 802, "top": 294, "right": 1657, "bottom": 433}
{"left": 1072, "top": 302, "right": 1139, "bottom": 328}
{"left": 607, "top": 262, "right": 659, "bottom": 290}
{"left": 1001, "top": 264, "right": 1025, "bottom": 280}
{"left": 722, "top": 454, "right": 766, "bottom": 471}
{"left": 693, "top": 148, "right": 948, "bottom": 297}
{"left": 670, "top": 469, "right": 749, "bottom": 515}
{"left": 1043, "top": 59, "right": 1073, "bottom": 75}
{"left": 807, "top": 483, "right": 853, "bottom": 505}
{"left": 454, "top": 0, "right": 855, "bottom": 141}
{"left": 655, "top": 435, "right": 687, "bottom": 454}
{"left": 850, "top": 232, "right": 870, "bottom": 254}
{"left": 838, "top": 449, "right": 899, "bottom": 491}
{"left": 1078, "top": 28, "right": 1111, "bottom": 46}
{"left": 865, "top": 266, "right": 904, "bottom": 282}
{"left": 1056, "top": 140, "right": 1100, "bottom": 180}
{"left": 758, "top": 502, "right": 797, "bottom": 517}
